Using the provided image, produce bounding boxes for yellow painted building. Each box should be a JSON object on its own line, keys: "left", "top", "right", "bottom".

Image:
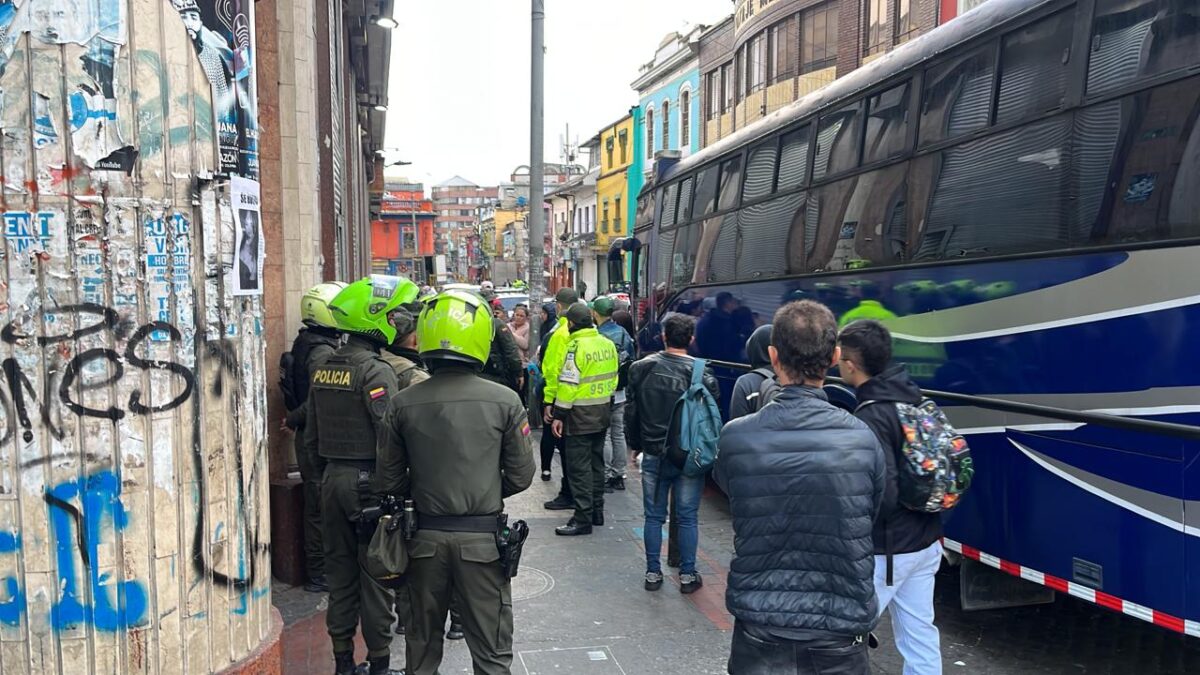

{"left": 595, "top": 112, "right": 635, "bottom": 252}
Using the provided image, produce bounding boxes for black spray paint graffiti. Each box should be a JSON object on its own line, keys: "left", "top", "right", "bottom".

{"left": 0, "top": 304, "right": 195, "bottom": 443}
{"left": 0, "top": 303, "right": 270, "bottom": 605}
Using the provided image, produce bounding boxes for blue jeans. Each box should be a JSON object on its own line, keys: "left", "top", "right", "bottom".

{"left": 641, "top": 455, "right": 703, "bottom": 575}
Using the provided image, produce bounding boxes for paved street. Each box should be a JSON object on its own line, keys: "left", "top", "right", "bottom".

{"left": 275, "top": 433, "right": 1200, "bottom": 674}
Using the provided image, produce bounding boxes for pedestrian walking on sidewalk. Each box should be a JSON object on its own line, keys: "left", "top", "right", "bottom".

{"left": 592, "top": 297, "right": 634, "bottom": 492}
{"left": 378, "top": 290, "right": 535, "bottom": 675}
{"left": 303, "top": 275, "right": 420, "bottom": 675}
{"left": 840, "top": 319, "right": 944, "bottom": 675}
{"left": 551, "top": 303, "right": 619, "bottom": 536}
{"left": 715, "top": 300, "right": 885, "bottom": 675}
{"left": 625, "top": 312, "right": 718, "bottom": 594}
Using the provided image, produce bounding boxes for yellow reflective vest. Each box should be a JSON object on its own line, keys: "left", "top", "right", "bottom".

{"left": 552, "top": 327, "right": 618, "bottom": 435}
{"left": 541, "top": 317, "right": 571, "bottom": 404}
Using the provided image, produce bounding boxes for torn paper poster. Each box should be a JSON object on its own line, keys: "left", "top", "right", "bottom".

{"left": 231, "top": 176, "right": 263, "bottom": 296}
{"left": 33, "top": 92, "right": 58, "bottom": 147}
{"left": 94, "top": 145, "right": 137, "bottom": 173}
{"left": 13, "top": 0, "right": 126, "bottom": 48}
{"left": 68, "top": 85, "right": 124, "bottom": 167}
{"left": 172, "top": 0, "right": 258, "bottom": 178}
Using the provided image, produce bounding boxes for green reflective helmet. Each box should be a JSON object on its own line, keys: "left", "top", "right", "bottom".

{"left": 417, "top": 290, "right": 495, "bottom": 367}
{"left": 329, "top": 275, "right": 421, "bottom": 344}
{"left": 300, "top": 281, "right": 347, "bottom": 328}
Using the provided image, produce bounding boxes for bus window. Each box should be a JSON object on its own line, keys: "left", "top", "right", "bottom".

{"left": 1087, "top": 0, "right": 1200, "bottom": 96}
{"left": 996, "top": 9, "right": 1075, "bottom": 125}
{"left": 656, "top": 227, "right": 676, "bottom": 288}
{"left": 739, "top": 193, "right": 803, "bottom": 278}
{"left": 693, "top": 165, "right": 719, "bottom": 217}
{"left": 672, "top": 223, "right": 700, "bottom": 287}
{"left": 743, "top": 141, "right": 777, "bottom": 201}
{"left": 717, "top": 156, "right": 743, "bottom": 211}
{"left": 914, "top": 116, "right": 1072, "bottom": 260}
{"left": 814, "top": 101, "right": 862, "bottom": 179}
{"left": 919, "top": 45, "right": 995, "bottom": 148}
{"left": 678, "top": 176, "right": 695, "bottom": 224}
{"left": 661, "top": 182, "right": 679, "bottom": 226}
{"left": 777, "top": 125, "right": 811, "bottom": 190}
{"left": 864, "top": 81, "right": 912, "bottom": 164}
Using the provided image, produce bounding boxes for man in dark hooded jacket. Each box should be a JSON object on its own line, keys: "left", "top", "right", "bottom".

{"left": 729, "top": 324, "right": 774, "bottom": 420}
{"left": 839, "top": 320, "right": 942, "bottom": 675}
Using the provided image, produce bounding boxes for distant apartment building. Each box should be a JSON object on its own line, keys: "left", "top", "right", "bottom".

{"left": 701, "top": 0, "right": 939, "bottom": 146}
{"left": 432, "top": 177, "right": 497, "bottom": 281}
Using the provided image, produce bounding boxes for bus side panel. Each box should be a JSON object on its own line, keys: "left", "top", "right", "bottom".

{"left": 943, "top": 429, "right": 1189, "bottom": 619}
{"left": 1186, "top": 443, "right": 1200, "bottom": 627}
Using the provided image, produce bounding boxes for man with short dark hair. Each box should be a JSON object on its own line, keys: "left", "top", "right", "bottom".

{"left": 839, "top": 320, "right": 943, "bottom": 675}
{"left": 625, "top": 313, "right": 718, "bottom": 594}
{"left": 542, "top": 287, "right": 581, "bottom": 511}
{"left": 715, "top": 300, "right": 885, "bottom": 674}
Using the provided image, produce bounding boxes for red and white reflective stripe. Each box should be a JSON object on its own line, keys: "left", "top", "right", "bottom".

{"left": 941, "top": 537, "right": 1200, "bottom": 638}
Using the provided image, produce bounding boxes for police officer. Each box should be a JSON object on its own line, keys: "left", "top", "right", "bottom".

{"left": 303, "top": 274, "right": 418, "bottom": 675}
{"left": 551, "top": 302, "right": 619, "bottom": 536}
{"left": 540, "top": 287, "right": 579, "bottom": 511}
{"left": 380, "top": 302, "right": 468, "bottom": 642}
{"left": 378, "top": 290, "right": 535, "bottom": 675}
{"left": 281, "top": 281, "right": 346, "bottom": 593}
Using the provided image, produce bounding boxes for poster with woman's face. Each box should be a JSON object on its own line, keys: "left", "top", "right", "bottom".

{"left": 232, "top": 176, "right": 263, "bottom": 295}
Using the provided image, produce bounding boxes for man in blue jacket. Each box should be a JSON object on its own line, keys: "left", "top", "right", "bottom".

{"left": 592, "top": 297, "right": 634, "bottom": 491}
{"left": 715, "top": 300, "right": 885, "bottom": 675}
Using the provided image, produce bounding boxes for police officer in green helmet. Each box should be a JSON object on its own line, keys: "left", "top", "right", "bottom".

{"left": 303, "top": 274, "right": 418, "bottom": 675}
{"left": 282, "top": 281, "right": 347, "bottom": 594}
{"left": 378, "top": 290, "right": 535, "bottom": 675}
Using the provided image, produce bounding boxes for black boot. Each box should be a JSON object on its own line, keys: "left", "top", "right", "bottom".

{"left": 305, "top": 574, "right": 329, "bottom": 593}
{"left": 592, "top": 510, "right": 604, "bottom": 527}
{"left": 365, "top": 654, "right": 404, "bottom": 675}
{"left": 543, "top": 494, "right": 572, "bottom": 510}
{"left": 334, "top": 651, "right": 356, "bottom": 675}
{"left": 446, "top": 622, "right": 465, "bottom": 640}
{"left": 555, "top": 519, "right": 593, "bottom": 536}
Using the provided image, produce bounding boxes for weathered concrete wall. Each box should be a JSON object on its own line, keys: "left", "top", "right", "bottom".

{"left": 0, "top": 0, "right": 273, "bottom": 671}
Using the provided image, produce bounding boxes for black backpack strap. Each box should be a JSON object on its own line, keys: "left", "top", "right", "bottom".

{"left": 854, "top": 399, "right": 881, "bottom": 413}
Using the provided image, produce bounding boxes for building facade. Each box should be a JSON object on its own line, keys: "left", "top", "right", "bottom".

{"left": 700, "top": 0, "right": 939, "bottom": 146}
{"left": 633, "top": 27, "right": 706, "bottom": 173}
{"left": 0, "top": 0, "right": 390, "bottom": 668}
{"left": 372, "top": 181, "right": 437, "bottom": 281}
{"left": 595, "top": 110, "right": 644, "bottom": 295}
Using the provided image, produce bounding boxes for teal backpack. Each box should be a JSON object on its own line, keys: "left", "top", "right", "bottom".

{"left": 668, "top": 358, "right": 724, "bottom": 477}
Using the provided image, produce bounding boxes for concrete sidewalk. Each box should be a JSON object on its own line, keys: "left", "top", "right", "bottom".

{"left": 273, "top": 435, "right": 1200, "bottom": 674}
{"left": 274, "top": 446, "right": 739, "bottom": 674}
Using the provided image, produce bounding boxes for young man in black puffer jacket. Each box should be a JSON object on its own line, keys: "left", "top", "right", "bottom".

{"left": 839, "top": 319, "right": 943, "bottom": 675}
{"left": 715, "top": 300, "right": 885, "bottom": 675}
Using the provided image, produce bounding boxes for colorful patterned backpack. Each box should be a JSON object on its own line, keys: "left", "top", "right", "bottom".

{"left": 858, "top": 398, "right": 975, "bottom": 512}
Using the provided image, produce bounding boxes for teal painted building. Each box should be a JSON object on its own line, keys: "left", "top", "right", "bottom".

{"left": 631, "top": 26, "right": 706, "bottom": 173}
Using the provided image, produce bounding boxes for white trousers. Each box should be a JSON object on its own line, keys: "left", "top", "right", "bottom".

{"left": 874, "top": 540, "right": 943, "bottom": 675}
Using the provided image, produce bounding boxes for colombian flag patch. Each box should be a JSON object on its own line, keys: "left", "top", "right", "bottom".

{"left": 520, "top": 421, "right": 531, "bottom": 437}
{"left": 369, "top": 387, "right": 387, "bottom": 400}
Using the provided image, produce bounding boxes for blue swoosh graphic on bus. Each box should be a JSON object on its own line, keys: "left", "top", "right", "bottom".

{"left": 1010, "top": 439, "right": 1200, "bottom": 538}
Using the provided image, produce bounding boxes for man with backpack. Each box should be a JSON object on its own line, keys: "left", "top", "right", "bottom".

{"left": 592, "top": 297, "right": 634, "bottom": 491}
{"left": 839, "top": 320, "right": 951, "bottom": 675}
{"left": 281, "top": 281, "right": 346, "bottom": 593}
{"left": 729, "top": 324, "right": 777, "bottom": 420}
{"left": 715, "top": 300, "right": 884, "bottom": 674}
{"left": 625, "top": 313, "right": 719, "bottom": 594}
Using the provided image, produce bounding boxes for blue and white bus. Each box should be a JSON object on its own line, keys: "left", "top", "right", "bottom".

{"left": 623, "top": 0, "right": 1200, "bottom": 636}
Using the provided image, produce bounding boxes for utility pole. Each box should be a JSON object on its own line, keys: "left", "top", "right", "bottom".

{"left": 528, "top": 0, "right": 546, "bottom": 350}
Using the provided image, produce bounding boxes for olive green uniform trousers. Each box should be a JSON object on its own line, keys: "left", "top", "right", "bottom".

{"left": 404, "top": 530, "right": 513, "bottom": 675}
{"left": 322, "top": 463, "right": 394, "bottom": 657}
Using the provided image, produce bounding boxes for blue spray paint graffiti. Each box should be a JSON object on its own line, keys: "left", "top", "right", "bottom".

{"left": 45, "top": 471, "right": 148, "bottom": 631}
{"left": 0, "top": 531, "right": 24, "bottom": 626}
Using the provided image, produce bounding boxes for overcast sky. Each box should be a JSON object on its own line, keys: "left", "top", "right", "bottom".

{"left": 383, "top": 0, "right": 733, "bottom": 190}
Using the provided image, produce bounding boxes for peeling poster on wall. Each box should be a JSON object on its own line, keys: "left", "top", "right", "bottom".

{"left": 232, "top": 175, "right": 262, "bottom": 295}
{"left": 171, "top": 0, "right": 259, "bottom": 178}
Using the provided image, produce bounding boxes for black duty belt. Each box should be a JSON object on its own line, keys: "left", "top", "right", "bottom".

{"left": 328, "top": 458, "right": 376, "bottom": 471}
{"left": 418, "top": 513, "right": 499, "bottom": 533}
